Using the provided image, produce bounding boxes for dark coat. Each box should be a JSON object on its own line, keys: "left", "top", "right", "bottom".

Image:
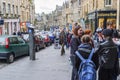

{"left": 70, "top": 35, "right": 81, "bottom": 80}
{"left": 70, "top": 35, "right": 81, "bottom": 56}
{"left": 59, "top": 31, "right": 66, "bottom": 45}
{"left": 96, "top": 38, "right": 119, "bottom": 80}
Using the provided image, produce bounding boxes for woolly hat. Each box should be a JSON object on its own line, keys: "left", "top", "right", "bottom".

{"left": 102, "top": 29, "right": 113, "bottom": 36}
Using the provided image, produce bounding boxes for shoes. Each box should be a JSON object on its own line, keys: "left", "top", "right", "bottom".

{"left": 61, "top": 52, "right": 65, "bottom": 56}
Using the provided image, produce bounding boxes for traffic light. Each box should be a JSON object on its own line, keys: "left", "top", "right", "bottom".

{"left": 0, "top": 19, "right": 4, "bottom": 25}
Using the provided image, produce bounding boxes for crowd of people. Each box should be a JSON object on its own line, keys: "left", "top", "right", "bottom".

{"left": 58, "top": 22, "right": 120, "bottom": 80}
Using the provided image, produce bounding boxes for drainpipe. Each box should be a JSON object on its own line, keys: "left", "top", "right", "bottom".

{"left": 117, "top": 0, "right": 120, "bottom": 30}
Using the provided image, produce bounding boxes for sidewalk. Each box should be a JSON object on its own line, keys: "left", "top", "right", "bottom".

{"left": 0, "top": 45, "right": 120, "bottom": 80}
{"left": 0, "top": 46, "right": 72, "bottom": 80}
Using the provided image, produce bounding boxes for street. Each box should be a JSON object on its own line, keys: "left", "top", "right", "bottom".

{"left": 0, "top": 45, "right": 120, "bottom": 80}
{"left": 0, "top": 45, "right": 72, "bottom": 80}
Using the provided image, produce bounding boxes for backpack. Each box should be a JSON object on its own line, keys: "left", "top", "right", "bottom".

{"left": 75, "top": 48, "right": 96, "bottom": 80}
{"left": 99, "top": 46, "right": 118, "bottom": 69}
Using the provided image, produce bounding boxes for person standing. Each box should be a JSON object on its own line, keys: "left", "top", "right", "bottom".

{"left": 74, "top": 35, "right": 99, "bottom": 78}
{"left": 96, "top": 29, "right": 119, "bottom": 80}
{"left": 70, "top": 25, "right": 84, "bottom": 80}
{"left": 59, "top": 28, "right": 66, "bottom": 56}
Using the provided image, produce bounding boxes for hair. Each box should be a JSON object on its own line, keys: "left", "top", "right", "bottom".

{"left": 84, "top": 29, "right": 92, "bottom": 35}
{"left": 81, "top": 35, "right": 91, "bottom": 43}
{"left": 72, "top": 25, "right": 81, "bottom": 36}
{"left": 75, "top": 22, "right": 78, "bottom": 26}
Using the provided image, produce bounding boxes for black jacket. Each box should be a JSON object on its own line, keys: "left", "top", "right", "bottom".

{"left": 96, "top": 38, "right": 119, "bottom": 75}
{"left": 70, "top": 35, "right": 81, "bottom": 56}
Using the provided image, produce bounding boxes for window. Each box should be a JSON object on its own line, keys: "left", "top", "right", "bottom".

{"left": 8, "top": 4, "right": 11, "bottom": 14}
{"left": 93, "top": 0, "right": 95, "bottom": 9}
{"left": 9, "top": 37, "right": 18, "bottom": 44}
{"left": 79, "top": 0, "right": 81, "bottom": 5}
{"left": 27, "top": 12, "right": 29, "bottom": 20}
{"left": 96, "top": 0, "right": 98, "bottom": 8}
{"left": 12, "top": 5, "right": 14, "bottom": 15}
{"left": 16, "top": 6, "right": 18, "bottom": 14}
{"left": 18, "top": 37, "right": 25, "bottom": 44}
{"left": 105, "top": 0, "right": 111, "bottom": 6}
{"left": 3, "top": 2, "right": 6, "bottom": 14}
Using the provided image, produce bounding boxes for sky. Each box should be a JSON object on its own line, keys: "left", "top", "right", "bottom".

{"left": 34, "top": 0, "right": 67, "bottom": 14}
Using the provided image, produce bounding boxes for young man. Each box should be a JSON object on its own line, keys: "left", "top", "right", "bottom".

{"left": 96, "top": 29, "right": 119, "bottom": 80}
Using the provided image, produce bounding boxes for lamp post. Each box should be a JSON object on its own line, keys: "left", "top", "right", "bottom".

{"left": 117, "top": 0, "right": 120, "bottom": 29}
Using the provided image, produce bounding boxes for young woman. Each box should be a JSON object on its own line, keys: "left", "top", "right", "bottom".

{"left": 75, "top": 35, "right": 99, "bottom": 76}
{"left": 70, "top": 25, "right": 84, "bottom": 80}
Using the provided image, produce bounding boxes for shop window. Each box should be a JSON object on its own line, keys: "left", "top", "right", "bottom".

{"left": 98, "top": 18, "right": 104, "bottom": 29}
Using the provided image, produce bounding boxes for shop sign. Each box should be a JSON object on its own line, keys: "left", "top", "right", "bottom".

{"left": 88, "top": 13, "right": 95, "bottom": 19}
{"left": 98, "top": 13, "right": 116, "bottom": 17}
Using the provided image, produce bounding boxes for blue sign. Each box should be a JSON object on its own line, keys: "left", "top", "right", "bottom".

{"left": 26, "top": 22, "right": 31, "bottom": 28}
{"left": 0, "top": 20, "right": 4, "bottom": 25}
{"left": 29, "top": 29, "right": 32, "bottom": 33}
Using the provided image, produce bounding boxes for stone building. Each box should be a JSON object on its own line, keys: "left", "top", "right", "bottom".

{"left": 0, "top": 0, "right": 20, "bottom": 35}
{"left": 20, "top": 0, "right": 35, "bottom": 32}
{"left": 80, "top": 0, "right": 117, "bottom": 31}
{"left": 0, "top": 0, "right": 35, "bottom": 35}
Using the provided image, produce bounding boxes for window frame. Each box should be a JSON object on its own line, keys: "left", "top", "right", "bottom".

{"left": 105, "top": 0, "right": 112, "bottom": 6}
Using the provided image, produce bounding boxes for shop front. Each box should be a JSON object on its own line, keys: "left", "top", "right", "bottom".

{"left": 20, "top": 22, "right": 27, "bottom": 32}
{"left": 88, "top": 10, "right": 117, "bottom": 32}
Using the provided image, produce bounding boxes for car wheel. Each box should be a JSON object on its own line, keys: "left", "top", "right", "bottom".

{"left": 36, "top": 46, "right": 39, "bottom": 52}
{"left": 7, "top": 53, "right": 14, "bottom": 63}
{"left": 43, "top": 44, "right": 46, "bottom": 48}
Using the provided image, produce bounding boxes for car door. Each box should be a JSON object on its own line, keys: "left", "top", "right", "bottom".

{"left": 9, "top": 37, "right": 20, "bottom": 57}
{"left": 17, "top": 37, "right": 29, "bottom": 55}
{"left": 39, "top": 35, "right": 44, "bottom": 48}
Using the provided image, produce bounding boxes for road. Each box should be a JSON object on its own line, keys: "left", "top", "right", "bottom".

{"left": 0, "top": 45, "right": 120, "bottom": 80}
{"left": 0, "top": 45, "right": 72, "bottom": 80}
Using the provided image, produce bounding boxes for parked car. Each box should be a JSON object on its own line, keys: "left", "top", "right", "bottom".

{"left": 34, "top": 34, "right": 46, "bottom": 51}
{"left": 48, "top": 32, "right": 55, "bottom": 43}
{"left": 22, "top": 33, "right": 46, "bottom": 52}
{"left": 0, "top": 35, "right": 29, "bottom": 63}
{"left": 41, "top": 34, "right": 51, "bottom": 46}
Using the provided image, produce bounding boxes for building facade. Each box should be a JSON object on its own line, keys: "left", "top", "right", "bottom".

{"left": 0, "top": 0, "right": 35, "bottom": 35}
{"left": 20, "top": 0, "right": 35, "bottom": 32}
{"left": 35, "top": 0, "right": 119, "bottom": 31}
{"left": 0, "top": 0, "right": 20, "bottom": 35}
{"left": 81, "top": 0, "right": 117, "bottom": 31}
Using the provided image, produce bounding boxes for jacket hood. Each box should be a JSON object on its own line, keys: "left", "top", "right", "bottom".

{"left": 78, "top": 43, "right": 92, "bottom": 53}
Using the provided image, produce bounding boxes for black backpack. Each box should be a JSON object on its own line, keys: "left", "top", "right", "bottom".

{"left": 99, "top": 46, "right": 118, "bottom": 69}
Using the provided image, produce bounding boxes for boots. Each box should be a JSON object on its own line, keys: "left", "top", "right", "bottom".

{"left": 61, "top": 43, "right": 65, "bottom": 56}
